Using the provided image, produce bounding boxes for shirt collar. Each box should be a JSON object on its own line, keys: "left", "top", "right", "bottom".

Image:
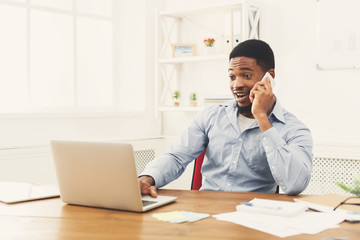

{"left": 222, "top": 98, "right": 286, "bottom": 124}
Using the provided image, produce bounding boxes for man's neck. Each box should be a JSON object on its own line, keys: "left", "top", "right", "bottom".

{"left": 240, "top": 112, "right": 254, "bottom": 119}
{"left": 237, "top": 105, "right": 254, "bottom": 119}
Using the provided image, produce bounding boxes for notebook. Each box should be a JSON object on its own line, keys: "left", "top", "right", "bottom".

{"left": 0, "top": 182, "right": 59, "bottom": 204}
{"left": 50, "top": 140, "right": 176, "bottom": 212}
{"left": 294, "top": 193, "right": 360, "bottom": 213}
{"left": 294, "top": 193, "right": 360, "bottom": 222}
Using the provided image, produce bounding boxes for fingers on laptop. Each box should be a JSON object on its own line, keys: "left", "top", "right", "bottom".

{"left": 139, "top": 176, "right": 158, "bottom": 198}
{"left": 148, "top": 186, "right": 158, "bottom": 198}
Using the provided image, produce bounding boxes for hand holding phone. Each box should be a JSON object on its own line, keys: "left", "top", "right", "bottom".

{"left": 261, "top": 72, "right": 275, "bottom": 89}
{"left": 250, "top": 72, "right": 275, "bottom": 104}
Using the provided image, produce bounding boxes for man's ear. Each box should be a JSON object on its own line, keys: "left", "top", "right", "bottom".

{"left": 268, "top": 69, "right": 275, "bottom": 79}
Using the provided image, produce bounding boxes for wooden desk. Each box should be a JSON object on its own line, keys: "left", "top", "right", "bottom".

{"left": 0, "top": 189, "right": 359, "bottom": 240}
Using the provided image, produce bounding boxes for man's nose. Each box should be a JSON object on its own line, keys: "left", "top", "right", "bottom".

{"left": 232, "top": 77, "right": 244, "bottom": 89}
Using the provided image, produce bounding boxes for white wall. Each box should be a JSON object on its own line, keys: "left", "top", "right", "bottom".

{"left": 160, "top": 0, "right": 360, "bottom": 148}
{"left": 2, "top": 0, "right": 359, "bottom": 188}
{"left": 0, "top": 0, "right": 161, "bottom": 148}
{"left": 262, "top": 0, "right": 360, "bottom": 147}
{"left": 0, "top": 0, "right": 163, "bottom": 184}
{"left": 158, "top": 0, "right": 360, "bottom": 189}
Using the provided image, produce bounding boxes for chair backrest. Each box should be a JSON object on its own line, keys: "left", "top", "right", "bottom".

{"left": 191, "top": 150, "right": 206, "bottom": 190}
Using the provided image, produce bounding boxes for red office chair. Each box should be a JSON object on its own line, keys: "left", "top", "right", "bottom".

{"left": 191, "top": 150, "right": 206, "bottom": 190}
{"left": 191, "top": 150, "right": 280, "bottom": 193}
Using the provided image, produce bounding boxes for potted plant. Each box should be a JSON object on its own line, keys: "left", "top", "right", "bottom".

{"left": 189, "top": 92, "right": 197, "bottom": 107}
{"left": 173, "top": 90, "right": 180, "bottom": 107}
{"left": 203, "top": 37, "right": 216, "bottom": 55}
{"left": 203, "top": 38, "right": 215, "bottom": 47}
{"left": 337, "top": 174, "right": 360, "bottom": 197}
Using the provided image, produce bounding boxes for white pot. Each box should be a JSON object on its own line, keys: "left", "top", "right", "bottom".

{"left": 206, "top": 46, "right": 216, "bottom": 55}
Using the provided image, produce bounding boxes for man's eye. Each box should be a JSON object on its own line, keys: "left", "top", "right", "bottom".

{"left": 244, "top": 73, "right": 251, "bottom": 78}
{"left": 229, "top": 75, "right": 236, "bottom": 80}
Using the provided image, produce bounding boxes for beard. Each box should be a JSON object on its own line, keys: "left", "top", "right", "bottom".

{"left": 237, "top": 104, "right": 252, "bottom": 114}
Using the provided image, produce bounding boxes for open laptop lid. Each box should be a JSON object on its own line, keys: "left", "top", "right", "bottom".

{"left": 51, "top": 140, "right": 148, "bottom": 212}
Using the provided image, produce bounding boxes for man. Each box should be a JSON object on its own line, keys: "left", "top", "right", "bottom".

{"left": 139, "top": 39, "right": 313, "bottom": 196}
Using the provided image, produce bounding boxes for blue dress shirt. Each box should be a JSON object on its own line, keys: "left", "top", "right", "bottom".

{"left": 141, "top": 99, "right": 313, "bottom": 195}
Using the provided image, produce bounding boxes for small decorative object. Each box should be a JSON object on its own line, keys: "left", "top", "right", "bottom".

{"left": 203, "top": 38, "right": 215, "bottom": 47}
{"left": 189, "top": 92, "right": 197, "bottom": 107}
{"left": 203, "top": 38, "right": 216, "bottom": 55}
{"left": 173, "top": 90, "right": 180, "bottom": 107}
{"left": 172, "top": 44, "right": 196, "bottom": 58}
{"left": 336, "top": 174, "right": 360, "bottom": 197}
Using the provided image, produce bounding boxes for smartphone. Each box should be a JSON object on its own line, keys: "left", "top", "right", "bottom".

{"left": 261, "top": 72, "right": 275, "bottom": 89}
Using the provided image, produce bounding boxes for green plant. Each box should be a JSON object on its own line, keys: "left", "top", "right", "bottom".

{"left": 173, "top": 90, "right": 180, "bottom": 99}
{"left": 336, "top": 174, "right": 360, "bottom": 197}
{"left": 203, "top": 38, "right": 215, "bottom": 47}
{"left": 190, "top": 92, "right": 197, "bottom": 101}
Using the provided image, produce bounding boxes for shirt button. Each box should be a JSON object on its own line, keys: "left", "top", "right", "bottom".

{"left": 263, "top": 137, "right": 266, "bottom": 141}
{"left": 265, "top": 146, "right": 269, "bottom": 150}
{"left": 227, "top": 183, "right": 231, "bottom": 186}
{"left": 238, "top": 138, "right": 242, "bottom": 142}
{"left": 272, "top": 166, "right": 275, "bottom": 169}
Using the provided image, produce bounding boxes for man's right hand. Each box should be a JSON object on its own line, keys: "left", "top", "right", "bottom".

{"left": 138, "top": 175, "right": 158, "bottom": 198}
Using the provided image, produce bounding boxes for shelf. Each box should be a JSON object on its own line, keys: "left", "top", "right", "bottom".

{"left": 159, "top": 3, "right": 242, "bottom": 18}
{"left": 159, "top": 106, "right": 205, "bottom": 112}
{"left": 159, "top": 54, "right": 227, "bottom": 64}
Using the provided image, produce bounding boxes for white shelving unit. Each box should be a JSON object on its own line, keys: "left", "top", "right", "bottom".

{"left": 159, "top": 106, "right": 205, "bottom": 112}
{"left": 159, "top": 54, "right": 227, "bottom": 64}
{"left": 154, "top": 1, "right": 261, "bottom": 128}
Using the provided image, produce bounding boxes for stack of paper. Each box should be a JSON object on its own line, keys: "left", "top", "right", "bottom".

{"left": 213, "top": 211, "right": 345, "bottom": 238}
{"left": 213, "top": 198, "right": 346, "bottom": 238}
{"left": 236, "top": 198, "right": 307, "bottom": 217}
{"left": 152, "top": 211, "right": 210, "bottom": 223}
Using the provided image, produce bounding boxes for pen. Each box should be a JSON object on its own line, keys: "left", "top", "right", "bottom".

{"left": 241, "top": 202, "right": 282, "bottom": 210}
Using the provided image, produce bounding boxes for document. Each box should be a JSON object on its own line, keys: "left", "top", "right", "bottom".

{"left": 152, "top": 211, "right": 210, "bottom": 223}
{"left": 236, "top": 198, "right": 307, "bottom": 217}
{"left": 213, "top": 211, "right": 345, "bottom": 238}
{"left": 0, "top": 182, "right": 60, "bottom": 204}
{"left": 213, "top": 198, "right": 346, "bottom": 238}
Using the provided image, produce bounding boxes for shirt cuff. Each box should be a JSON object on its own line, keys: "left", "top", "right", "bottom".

{"left": 139, "top": 168, "right": 165, "bottom": 188}
{"left": 260, "top": 127, "right": 286, "bottom": 153}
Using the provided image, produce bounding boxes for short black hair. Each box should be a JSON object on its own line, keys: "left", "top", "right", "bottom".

{"left": 229, "top": 39, "right": 275, "bottom": 72}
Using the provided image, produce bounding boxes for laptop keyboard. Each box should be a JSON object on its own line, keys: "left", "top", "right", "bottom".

{"left": 142, "top": 200, "right": 157, "bottom": 207}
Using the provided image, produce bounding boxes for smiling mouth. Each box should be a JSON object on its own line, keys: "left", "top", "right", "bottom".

{"left": 233, "top": 91, "right": 249, "bottom": 98}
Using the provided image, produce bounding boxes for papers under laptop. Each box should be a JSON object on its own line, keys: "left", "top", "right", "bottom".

{"left": 50, "top": 140, "right": 176, "bottom": 212}
{"left": 0, "top": 182, "right": 60, "bottom": 204}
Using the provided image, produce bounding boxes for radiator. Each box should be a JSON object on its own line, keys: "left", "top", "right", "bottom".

{"left": 134, "top": 149, "right": 156, "bottom": 175}
{"left": 303, "top": 156, "right": 360, "bottom": 195}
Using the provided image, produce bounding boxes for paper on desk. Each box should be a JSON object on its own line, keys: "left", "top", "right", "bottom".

{"left": 236, "top": 198, "right": 307, "bottom": 217}
{"left": 152, "top": 211, "right": 210, "bottom": 223}
{"left": 213, "top": 211, "right": 345, "bottom": 238}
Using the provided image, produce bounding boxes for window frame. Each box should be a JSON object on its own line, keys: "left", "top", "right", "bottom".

{"left": 0, "top": 0, "right": 145, "bottom": 117}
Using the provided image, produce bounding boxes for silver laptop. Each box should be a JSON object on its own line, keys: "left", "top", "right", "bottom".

{"left": 50, "top": 140, "right": 176, "bottom": 212}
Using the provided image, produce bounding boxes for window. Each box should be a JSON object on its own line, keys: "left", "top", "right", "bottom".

{"left": 0, "top": 0, "right": 145, "bottom": 114}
